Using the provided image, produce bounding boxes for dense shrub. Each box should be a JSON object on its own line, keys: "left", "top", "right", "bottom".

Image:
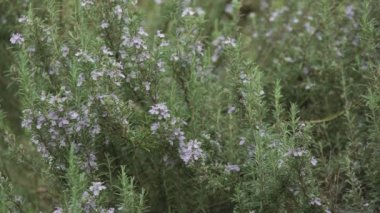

{"left": 0, "top": 0, "right": 379, "bottom": 212}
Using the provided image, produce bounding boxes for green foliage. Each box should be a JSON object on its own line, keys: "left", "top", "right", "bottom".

{"left": 0, "top": 174, "right": 17, "bottom": 212}
{"left": 117, "top": 166, "right": 146, "bottom": 213}
{"left": 0, "top": 0, "right": 379, "bottom": 212}
{"left": 65, "top": 144, "right": 88, "bottom": 213}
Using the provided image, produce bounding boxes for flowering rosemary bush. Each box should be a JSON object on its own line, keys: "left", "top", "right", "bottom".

{"left": 1, "top": 0, "right": 380, "bottom": 212}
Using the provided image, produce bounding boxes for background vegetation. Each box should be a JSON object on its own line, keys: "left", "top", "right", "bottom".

{"left": 0, "top": 0, "right": 379, "bottom": 212}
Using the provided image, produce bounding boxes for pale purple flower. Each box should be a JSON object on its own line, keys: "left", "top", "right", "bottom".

{"left": 101, "top": 20, "right": 110, "bottom": 29}
{"left": 149, "top": 103, "right": 170, "bottom": 120}
{"left": 48, "top": 61, "right": 62, "bottom": 75}
{"left": 304, "top": 22, "right": 315, "bottom": 35}
{"left": 59, "top": 138, "right": 67, "bottom": 147}
{"left": 90, "top": 124, "right": 101, "bottom": 135}
{"left": 48, "top": 127, "right": 59, "bottom": 138}
{"left": 53, "top": 207, "right": 63, "bottom": 213}
{"left": 179, "top": 139, "right": 204, "bottom": 164}
{"left": 77, "top": 73, "right": 85, "bottom": 87}
{"left": 223, "top": 37, "right": 237, "bottom": 47}
{"left": 227, "top": 106, "right": 236, "bottom": 114}
{"left": 47, "top": 111, "right": 59, "bottom": 120}
{"left": 75, "top": 119, "right": 85, "bottom": 132}
{"left": 40, "top": 92, "right": 47, "bottom": 102}
{"left": 310, "top": 197, "right": 322, "bottom": 206}
{"left": 239, "top": 137, "right": 246, "bottom": 145}
{"left": 82, "top": 153, "right": 98, "bottom": 172}
{"left": 156, "top": 30, "right": 165, "bottom": 38}
{"left": 75, "top": 49, "right": 95, "bottom": 63}
{"left": 89, "top": 182, "right": 106, "bottom": 196}
{"left": 91, "top": 70, "right": 104, "bottom": 80}
{"left": 345, "top": 5, "right": 355, "bottom": 20}
{"left": 114, "top": 5, "right": 123, "bottom": 19}
{"left": 58, "top": 117, "right": 69, "bottom": 128}
{"left": 286, "top": 147, "right": 307, "bottom": 157}
{"left": 201, "top": 131, "right": 210, "bottom": 140}
{"left": 182, "top": 8, "right": 196, "bottom": 17}
{"left": 151, "top": 122, "right": 160, "bottom": 134}
{"left": 36, "top": 143, "right": 50, "bottom": 158}
{"left": 10, "top": 33, "right": 24, "bottom": 45}
{"left": 269, "top": 11, "right": 280, "bottom": 22}
{"left": 36, "top": 115, "right": 45, "bottom": 129}
{"left": 225, "top": 164, "right": 240, "bottom": 172}
{"left": 225, "top": 4, "right": 233, "bottom": 14}
{"left": 192, "top": 41, "right": 204, "bottom": 55}
{"left": 82, "top": 191, "right": 96, "bottom": 213}
{"left": 137, "top": 51, "right": 150, "bottom": 62}
{"left": 284, "top": 56, "right": 294, "bottom": 63}
{"left": 170, "top": 54, "right": 179, "bottom": 61}
{"left": 170, "top": 128, "right": 186, "bottom": 145}
{"left": 80, "top": 0, "right": 94, "bottom": 7}
{"left": 121, "top": 35, "right": 131, "bottom": 47}
{"left": 288, "top": 186, "right": 300, "bottom": 196}
{"left": 101, "top": 208, "right": 115, "bottom": 213}
{"left": 311, "top": 156, "right": 318, "bottom": 166}
{"left": 212, "top": 36, "right": 225, "bottom": 46}
{"left": 21, "top": 109, "right": 33, "bottom": 129}
{"left": 143, "top": 81, "right": 151, "bottom": 92}
{"left": 18, "top": 15, "right": 29, "bottom": 23}
{"left": 101, "top": 46, "right": 113, "bottom": 56}
{"left": 138, "top": 27, "right": 148, "bottom": 37}
{"left": 61, "top": 45, "right": 69, "bottom": 57}
{"left": 131, "top": 37, "right": 146, "bottom": 49}
{"left": 68, "top": 111, "right": 80, "bottom": 120}
{"left": 14, "top": 195, "right": 23, "bottom": 203}
{"left": 157, "top": 60, "right": 166, "bottom": 72}
{"left": 211, "top": 48, "right": 222, "bottom": 62}
{"left": 239, "top": 72, "right": 249, "bottom": 83}
{"left": 122, "top": 118, "right": 129, "bottom": 126}
{"left": 21, "top": 118, "right": 33, "bottom": 129}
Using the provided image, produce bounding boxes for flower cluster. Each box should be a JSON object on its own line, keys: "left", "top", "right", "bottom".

{"left": 149, "top": 103, "right": 170, "bottom": 120}
{"left": 181, "top": 7, "right": 205, "bottom": 17}
{"left": 21, "top": 87, "right": 104, "bottom": 169}
{"left": 179, "top": 139, "right": 204, "bottom": 164}
{"left": 148, "top": 103, "right": 189, "bottom": 149}
{"left": 82, "top": 182, "right": 108, "bottom": 213}
{"left": 225, "top": 164, "right": 240, "bottom": 173}
{"left": 285, "top": 147, "right": 308, "bottom": 157}
{"left": 10, "top": 33, "right": 24, "bottom": 45}
{"left": 89, "top": 182, "right": 106, "bottom": 196}
{"left": 211, "top": 36, "right": 237, "bottom": 62}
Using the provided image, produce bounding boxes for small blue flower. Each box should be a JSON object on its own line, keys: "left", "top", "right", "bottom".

{"left": 179, "top": 139, "right": 204, "bottom": 164}
{"left": 10, "top": 33, "right": 24, "bottom": 45}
